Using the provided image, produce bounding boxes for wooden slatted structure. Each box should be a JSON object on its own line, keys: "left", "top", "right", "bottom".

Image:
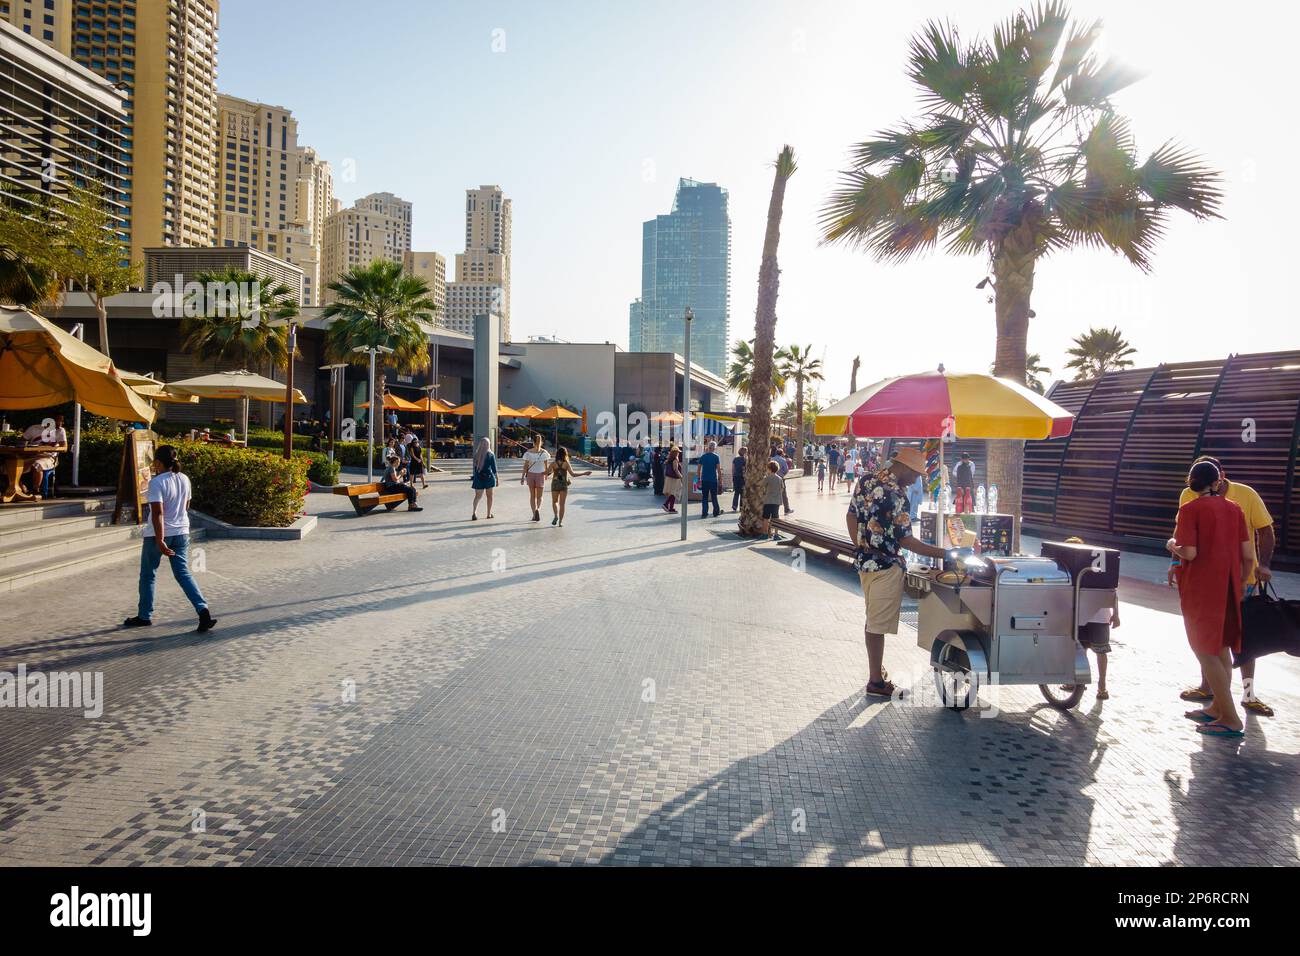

{"left": 1112, "top": 359, "right": 1227, "bottom": 538}
{"left": 1022, "top": 379, "right": 1094, "bottom": 527}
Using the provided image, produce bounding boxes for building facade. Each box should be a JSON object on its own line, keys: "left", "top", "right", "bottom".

{"left": 2, "top": 0, "right": 72, "bottom": 49}
{"left": 0, "top": 19, "right": 127, "bottom": 225}
{"left": 636, "top": 178, "right": 731, "bottom": 375}
{"left": 446, "top": 184, "right": 511, "bottom": 339}
{"left": 628, "top": 297, "right": 644, "bottom": 352}
{"left": 320, "top": 191, "right": 412, "bottom": 303}
{"left": 403, "top": 250, "right": 446, "bottom": 314}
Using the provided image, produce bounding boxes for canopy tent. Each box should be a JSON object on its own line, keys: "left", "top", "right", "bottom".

{"left": 168, "top": 370, "right": 308, "bottom": 444}
{"left": 695, "top": 416, "right": 734, "bottom": 437}
{"left": 0, "top": 306, "right": 155, "bottom": 422}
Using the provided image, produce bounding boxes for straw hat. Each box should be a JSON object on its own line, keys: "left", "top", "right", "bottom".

{"left": 891, "top": 446, "right": 928, "bottom": 474}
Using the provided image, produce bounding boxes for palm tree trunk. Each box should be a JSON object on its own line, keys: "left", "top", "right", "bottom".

{"left": 794, "top": 377, "right": 805, "bottom": 473}
{"left": 988, "top": 243, "right": 1036, "bottom": 550}
{"left": 739, "top": 146, "right": 796, "bottom": 537}
{"left": 94, "top": 292, "right": 109, "bottom": 358}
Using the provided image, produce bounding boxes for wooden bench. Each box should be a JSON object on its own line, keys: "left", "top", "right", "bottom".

{"left": 332, "top": 482, "right": 407, "bottom": 515}
{"left": 770, "top": 516, "right": 856, "bottom": 562}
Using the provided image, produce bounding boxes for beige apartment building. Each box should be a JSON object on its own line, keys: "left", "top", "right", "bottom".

{"left": 447, "top": 184, "right": 511, "bottom": 339}
{"left": 11, "top": 0, "right": 223, "bottom": 265}
{"left": 320, "top": 191, "right": 412, "bottom": 303}
{"left": 403, "top": 250, "right": 446, "bottom": 314}
{"left": 215, "top": 94, "right": 334, "bottom": 304}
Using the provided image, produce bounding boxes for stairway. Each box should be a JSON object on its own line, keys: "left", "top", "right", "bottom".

{"left": 0, "top": 496, "right": 198, "bottom": 594}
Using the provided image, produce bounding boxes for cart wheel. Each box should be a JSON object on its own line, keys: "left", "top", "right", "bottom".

{"left": 934, "top": 666, "right": 974, "bottom": 711}
{"left": 1038, "top": 683, "right": 1085, "bottom": 710}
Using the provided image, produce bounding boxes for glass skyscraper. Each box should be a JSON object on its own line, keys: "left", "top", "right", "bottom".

{"left": 631, "top": 179, "right": 731, "bottom": 375}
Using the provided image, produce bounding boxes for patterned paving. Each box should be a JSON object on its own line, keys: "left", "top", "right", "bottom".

{"left": 0, "top": 467, "right": 1296, "bottom": 866}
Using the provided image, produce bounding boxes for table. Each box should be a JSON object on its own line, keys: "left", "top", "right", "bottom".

{"left": 0, "top": 444, "right": 67, "bottom": 503}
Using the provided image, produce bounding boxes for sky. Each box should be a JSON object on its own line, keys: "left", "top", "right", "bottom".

{"left": 219, "top": 0, "right": 1299, "bottom": 402}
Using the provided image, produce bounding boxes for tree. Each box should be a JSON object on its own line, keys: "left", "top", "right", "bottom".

{"left": 180, "top": 267, "right": 298, "bottom": 370}
{"left": 727, "top": 338, "right": 788, "bottom": 399}
{"left": 819, "top": 2, "right": 1222, "bottom": 538}
{"left": 738, "top": 145, "right": 797, "bottom": 538}
{"left": 849, "top": 355, "right": 861, "bottom": 393}
{"left": 0, "top": 192, "right": 63, "bottom": 311}
{"left": 990, "top": 352, "right": 1051, "bottom": 393}
{"left": 778, "top": 343, "right": 823, "bottom": 472}
{"left": 322, "top": 259, "right": 438, "bottom": 419}
{"left": 50, "top": 181, "right": 140, "bottom": 358}
{"left": 1064, "top": 326, "right": 1136, "bottom": 380}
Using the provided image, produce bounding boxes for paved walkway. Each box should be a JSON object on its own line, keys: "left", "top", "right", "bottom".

{"left": 0, "top": 467, "right": 1296, "bottom": 866}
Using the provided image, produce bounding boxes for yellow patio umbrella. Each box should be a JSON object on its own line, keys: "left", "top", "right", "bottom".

{"left": 167, "top": 370, "right": 308, "bottom": 444}
{"left": 0, "top": 306, "right": 156, "bottom": 422}
{"left": 532, "top": 403, "right": 581, "bottom": 448}
{"left": 448, "top": 401, "right": 528, "bottom": 418}
{"left": 131, "top": 382, "right": 200, "bottom": 405}
{"left": 516, "top": 404, "right": 545, "bottom": 418}
{"left": 358, "top": 392, "right": 423, "bottom": 412}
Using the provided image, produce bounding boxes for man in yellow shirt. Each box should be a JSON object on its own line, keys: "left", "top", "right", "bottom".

{"left": 1169, "top": 456, "right": 1276, "bottom": 716}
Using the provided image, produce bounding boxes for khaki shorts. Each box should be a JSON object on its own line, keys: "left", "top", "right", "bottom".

{"left": 859, "top": 564, "right": 905, "bottom": 635}
{"left": 526, "top": 471, "right": 546, "bottom": 489}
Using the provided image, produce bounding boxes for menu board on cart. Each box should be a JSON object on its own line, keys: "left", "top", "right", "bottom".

{"left": 920, "top": 511, "right": 1015, "bottom": 556}
{"left": 113, "top": 430, "right": 156, "bottom": 525}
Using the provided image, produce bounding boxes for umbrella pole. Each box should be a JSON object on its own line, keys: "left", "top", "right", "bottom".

{"left": 242, "top": 397, "right": 249, "bottom": 445}
{"left": 936, "top": 440, "right": 945, "bottom": 556}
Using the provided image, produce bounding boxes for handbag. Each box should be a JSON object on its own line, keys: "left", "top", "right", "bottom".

{"left": 1235, "top": 580, "right": 1300, "bottom": 666}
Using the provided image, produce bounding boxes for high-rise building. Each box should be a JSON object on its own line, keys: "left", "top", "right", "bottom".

{"left": 636, "top": 178, "right": 731, "bottom": 375}
{"left": 0, "top": 19, "right": 127, "bottom": 228}
{"left": 446, "top": 185, "right": 511, "bottom": 339}
{"left": 56, "top": 0, "right": 222, "bottom": 265}
{"left": 320, "top": 191, "right": 412, "bottom": 303}
{"left": 216, "top": 95, "right": 334, "bottom": 304}
{"left": 628, "top": 298, "right": 644, "bottom": 352}
{"left": 2, "top": 0, "right": 72, "bottom": 50}
{"left": 403, "top": 251, "right": 446, "bottom": 314}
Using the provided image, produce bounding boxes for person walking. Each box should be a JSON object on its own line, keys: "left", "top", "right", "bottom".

{"left": 662, "top": 445, "right": 682, "bottom": 514}
{"left": 1168, "top": 459, "right": 1254, "bottom": 738}
{"left": 698, "top": 441, "right": 722, "bottom": 518}
{"left": 772, "top": 448, "right": 793, "bottom": 515}
{"left": 521, "top": 432, "right": 551, "bottom": 522}
{"left": 816, "top": 455, "right": 827, "bottom": 492}
{"left": 122, "top": 445, "right": 216, "bottom": 633}
{"left": 470, "top": 435, "right": 497, "bottom": 520}
{"left": 730, "top": 448, "right": 747, "bottom": 512}
{"left": 605, "top": 442, "right": 617, "bottom": 477}
{"left": 762, "top": 461, "right": 785, "bottom": 539}
{"left": 652, "top": 444, "right": 665, "bottom": 496}
{"left": 827, "top": 443, "right": 841, "bottom": 492}
{"left": 547, "top": 446, "right": 592, "bottom": 526}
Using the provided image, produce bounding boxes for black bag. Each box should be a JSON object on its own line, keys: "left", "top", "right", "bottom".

{"left": 1235, "top": 581, "right": 1300, "bottom": 666}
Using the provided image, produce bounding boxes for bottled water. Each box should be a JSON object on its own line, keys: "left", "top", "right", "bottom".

{"left": 975, "top": 485, "right": 987, "bottom": 514}
{"left": 941, "top": 484, "right": 952, "bottom": 514}
{"left": 988, "top": 484, "right": 999, "bottom": 514}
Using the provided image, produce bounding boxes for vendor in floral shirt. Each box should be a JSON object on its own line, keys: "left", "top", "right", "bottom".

{"left": 845, "top": 445, "right": 947, "bottom": 698}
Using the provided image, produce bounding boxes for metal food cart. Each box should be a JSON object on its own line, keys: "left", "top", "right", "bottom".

{"left": 905, "top": 550, "right": 1119, "bottom": 711}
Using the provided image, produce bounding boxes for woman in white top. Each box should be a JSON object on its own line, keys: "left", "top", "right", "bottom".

{"left": 520, "top": 432, "right": 551, "bottom": 522}
{"left": 123, "top": 445, "right": 215, "bottom": 633}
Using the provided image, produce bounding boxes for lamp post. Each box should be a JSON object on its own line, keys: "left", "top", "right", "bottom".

{"left": 353, "top": 344, "right": 394, "bottom": 482}
{"left": 420, "top": 381, "right": 440, "bottom": 468}
{"left": 70, "top": 323, "right": 83, "bottom": 486}
{"left": 680, "top": 307, "right": 692, "bottom": 542}
{"left": 282, "top": 322, "right": 299, "bottom": 460}
{"left": 320, "top": 363, "right": 348, "bottom": 465}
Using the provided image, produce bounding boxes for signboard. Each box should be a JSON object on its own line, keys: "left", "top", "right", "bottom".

{"left": 113, "top": 430, "right": 156, "bottom": 525}
{"left": 920, "top": 511, "right": 1015, "bottom": 556}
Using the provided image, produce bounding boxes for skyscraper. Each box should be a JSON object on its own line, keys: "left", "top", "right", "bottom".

{"left": 216, "top": 95, "right": 334, "bottom": 304}
{"left": 628, "top": 298, "right": 644, "bottom": 352}
{"left": 445, "top": 185, "right": 511, "bottom": 339}
{"left": 320, "top": 191, "right": 412, "bottom": 303}
{"left": 403, "top": 251, "right": 447, "bottom": 314}
{"left": 635, "top": 179, "right": 731, "bottom": 375}
{"left": 62, "top": 0, "right": 222, "bottom": 265}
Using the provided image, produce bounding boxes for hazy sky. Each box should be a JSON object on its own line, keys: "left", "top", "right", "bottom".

{"left": 219, "top": 0, "right": 1298, "bottom": 401}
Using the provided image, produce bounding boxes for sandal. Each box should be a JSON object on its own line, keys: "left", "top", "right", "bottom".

{"left": 1197, "top": 722, "right": 1245, "bottom": 738}
{"left": 1095, "top": 689, "right": 1110, "bottom": 701}
{"left": 1184, "top": 710, "right": 1216, "bottom": 723}
{"left": 1242, "top": 699, "right": 1275, "bottom": 718}
{"left": 865, "top": 680, "right": 902, "bottom": 699}
{"left": 1179, "top": 687, "right": 1213, "bottom": 702}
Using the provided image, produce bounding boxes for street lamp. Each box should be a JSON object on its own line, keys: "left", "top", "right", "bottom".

{"left": 282, "top": 321, "right": 301, "bottom": 461}
{"left": 680, "top": 307, "right": 692, "bottom": 543}
{"left": 353, "top": 344, "right": 394, "bottom": 482}
{"left": 320, "top": 362, "right": 349, "bottom": 465}
{"left": 420, "top": 381, "right": 441, "bottom": 467}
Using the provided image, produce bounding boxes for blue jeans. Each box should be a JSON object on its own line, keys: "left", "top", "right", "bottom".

{"left": 138, "top": 534, "right": 207, "bottom": 620}
{"left": 700, "top": 481, "right": 720, "bottom": 516}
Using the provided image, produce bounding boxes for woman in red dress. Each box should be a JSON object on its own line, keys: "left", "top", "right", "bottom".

{"left": 1167, "top": 460, "right": 1255, "bottom": 738}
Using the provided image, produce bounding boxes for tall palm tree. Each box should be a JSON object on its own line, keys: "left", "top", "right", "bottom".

{"left": 322, "top": 259, "right": 438, "bottom": 422}
{"left": 819, "top": 2, "right": 1222, "bottom": 538}
{"left": 180, "top": 267, "right": 298, "bottom": 369}
{"left": 727, "top": 338, "right": 788, "bottom": 400}
{"left": 739, "top": 145, "right": 797, "bottom": 538}
{"left": 1064, "top": 326, "right": 1136, "bottom": 380}
{"left": 778, "top": 343, "right": 824, "bottom": 472}
{"left": 990, "top": 352, "right": 1051, "bottom": 393}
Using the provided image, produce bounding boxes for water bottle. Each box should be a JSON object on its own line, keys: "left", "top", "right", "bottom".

{"left": 941, "top": 484, "right": 952, "bottom": 514}
{"left": 987, "top": 484, "right": 999, "bottom": 514}
{"left": 975, "top": 485, "right": 987, "bottom": 514}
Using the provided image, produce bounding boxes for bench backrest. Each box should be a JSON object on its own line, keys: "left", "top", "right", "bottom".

{"left": 337, "top": 483, "right": 382, "bottom": 497}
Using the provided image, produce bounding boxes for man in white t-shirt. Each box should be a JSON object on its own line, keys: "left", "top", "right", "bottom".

{"left": 520, "top": 433, "right": 551, "bottom": 522}
{"left": 123, "top": 445, "right": 215, "bottom": 633}
{"left": 21, "top": 414, "right": 67, "bottom": 496}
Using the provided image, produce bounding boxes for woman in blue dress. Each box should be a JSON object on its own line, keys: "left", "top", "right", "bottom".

{"left": 470, "top": 436, "right": 497, "bottom": 520}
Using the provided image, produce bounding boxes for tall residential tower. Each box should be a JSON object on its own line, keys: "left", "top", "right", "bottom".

{"left": 445, "top": 185, "right": 511, "bottom": 339}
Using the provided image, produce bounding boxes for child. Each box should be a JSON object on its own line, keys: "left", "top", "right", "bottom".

{"left": 1060, "top": 536, "right": 1118, "bottom": 700}
{"left": 762, "top": 461, "right": 784, "bottom": 540}
{"left": 816, "top": 456, "right": 826, "bottom": 492}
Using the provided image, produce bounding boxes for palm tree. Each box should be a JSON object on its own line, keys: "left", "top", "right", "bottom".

{"left": 819, "top": 2, "right": 1222, "bottom": 538}
{"left": 1064, "top": 326, "right": 1136, "bottom": 380}
{"left": 739, "top": 145, "right": 797, "bottom": 538}
{"left": 322, "top": 259, "right": 438, "bottom": 424}
{"left": 778, "top": 343, "right": 824, "bottom": 472}
{"left": 0, "top": 192, "right": 63, "bottom": 311}
{"left": 727, "top": 339, "right": 788, "bottom": 400}
{"left": 180, "top": 267, "right": 298, "bottom": 371}
{"left": 990, "top": 352, "right": 1051, "bottom": 393}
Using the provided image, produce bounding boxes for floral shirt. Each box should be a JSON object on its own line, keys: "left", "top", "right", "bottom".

{"left": 849, "top": 468, "right": 914, "bottom": 573}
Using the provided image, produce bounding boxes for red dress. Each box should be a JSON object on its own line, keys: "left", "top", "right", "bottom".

{"left": 1174, "top": 494, "right": 1249, "bottom": 656}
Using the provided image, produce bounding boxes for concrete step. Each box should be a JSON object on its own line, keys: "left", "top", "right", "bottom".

{"left": 0, "top": 495, "right": 115, "bottom": 529}
{"left": 0, "top": 522, "right": 145, "bottom": 576}
{"left": 0, "top": 510, "right": 116, "bottom": 548}
{"left": 0, "top": 526, "right": 207, "bottom": 594}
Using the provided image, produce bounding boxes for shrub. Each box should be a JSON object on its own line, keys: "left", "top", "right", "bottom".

{"left": 299, "top": 451, "right": 340, "bottom": 485}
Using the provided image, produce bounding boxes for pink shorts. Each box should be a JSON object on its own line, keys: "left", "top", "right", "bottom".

{"left": 526, "top": 471, "right": 546, "bottom": 489}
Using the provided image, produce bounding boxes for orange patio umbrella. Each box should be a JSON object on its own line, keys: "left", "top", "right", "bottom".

{"left": 532, "top": 403, "right": 581, "bottom": 449}
{"left": 448, "top": 402, "right": 528, "bottom": 417}
{"left": 359, "top": 392, "right": 423, "bottom": 412}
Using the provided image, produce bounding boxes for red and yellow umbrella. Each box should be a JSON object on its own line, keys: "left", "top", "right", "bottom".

{"left": 815, "top": 370, "right": 1073, "bottom": 440}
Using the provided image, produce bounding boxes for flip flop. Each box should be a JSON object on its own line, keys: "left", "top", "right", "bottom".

{"left": 1184, "top": 710, "right": 1216, "bottom": 723}
{"left": 1179, "top": 688, "right": 1214, "bottom": 702}
{"left": 1242, "top": 700, "right": 1275, "bottom": 718}
{"left": 1196, "top": 723, "right": 1245, "bottom": 738}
